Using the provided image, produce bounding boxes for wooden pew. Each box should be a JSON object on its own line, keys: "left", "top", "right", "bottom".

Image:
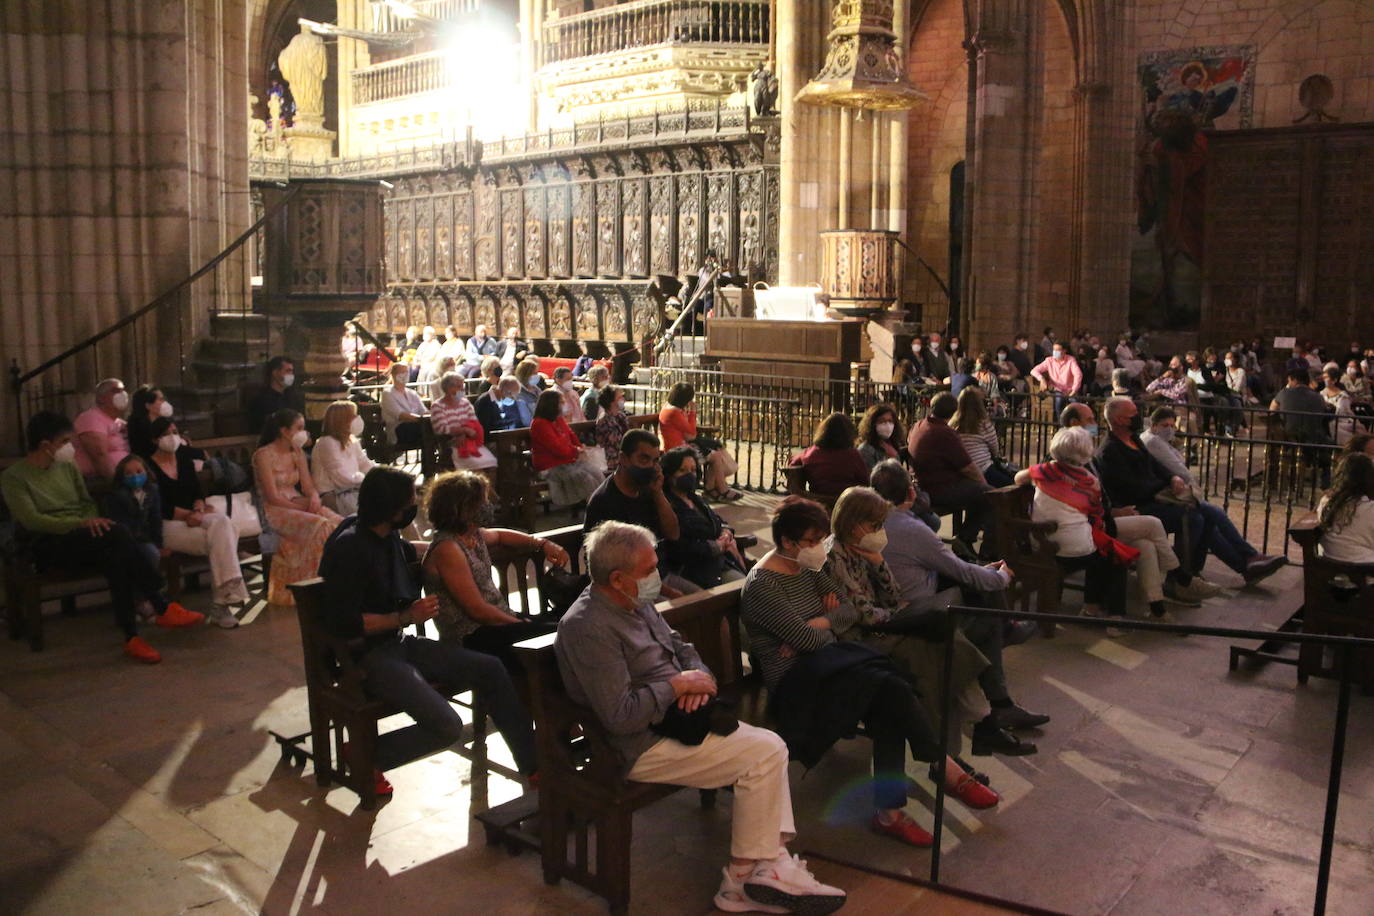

{"left": 985, "top": 484, "right": 1062, "bottom": 637}
{"left": 1287, "top": 520, "right": 1374, "bottom": 690}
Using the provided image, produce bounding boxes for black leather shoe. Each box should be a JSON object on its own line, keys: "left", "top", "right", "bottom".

{"left": 991, "top": 704, "right": 1051, "bottom": 731}
{"left": 1244, "top": 554, "right": 1287, "bottom": 585}
{"left": 1003, "top": 619, "right": 1041, "bottom": 646}
{"left": 971, "top": 722, "right": 1037, "bottom": 757}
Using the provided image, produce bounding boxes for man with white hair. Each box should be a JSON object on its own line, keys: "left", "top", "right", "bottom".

{"left": 556, "top": 521, "right": 846, "bottom": 914}
{"left": 73, "top": 378, "right": 130, "bottom": 479}
{"left": 461, "top": 324, "right": 500, "bottom": 378}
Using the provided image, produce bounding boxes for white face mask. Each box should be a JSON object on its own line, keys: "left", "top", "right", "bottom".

{"left": 1224, "top": 359, "right": 1233, "bottom": 367}
{"left": 52, "top": 442, "right": 77, "bottom": 464}
{"left": 157, "top": 400, "right": 174, "bottom": 418}
{"left": 291, "top": 429, "right": 310, "bottom": 449}
{"left": 795, "top": 543, "right": 827, "bottom": 571}
{"left": 157, "top": 434, "right": 180, "bottom": 453}
{"left": 875, "top": 421, "right": 895, "bottom": 439}
{"left": 349, "top": 415, "right": 365, "bottom": 436}
{"left": 281, "top": 373, "right": 295, "bottom": 388}
{"left": 111, "top": 391, "right": 129, "bottom": 410}
{"left": 1017, "top": 341, "right": 1029, "bottom": 350}
{"left": 1157, "top": 426, "right": 1175, "bottom": 441}
{"left": 1052, "top": 349, "right": 1064, "bottom": 359}
{"left": 858, "top": 530, "right": 888, "bottom": 553}
{"left": 559, "top": 380, "right": 574, "bottom": 391}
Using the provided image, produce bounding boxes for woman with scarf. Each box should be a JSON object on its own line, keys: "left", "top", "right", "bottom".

{"left": 1016, "top": 426, "right": 1133, "bottom": 637}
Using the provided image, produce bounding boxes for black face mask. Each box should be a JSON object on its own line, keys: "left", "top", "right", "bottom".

{"left": 1127, "top": 414, "right": 1144, "bottom": 434}
{"left": 673, "top": 473, "right": 698, "bottom": 495}
{"left": 625, "top": 464, "right": 657, "bottom": 487}
{"left": 393, "top": 504, "right": 418, "bottom": 530}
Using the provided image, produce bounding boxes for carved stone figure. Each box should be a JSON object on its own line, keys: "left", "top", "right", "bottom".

{"left": 278, "top": 24, "right": 328, "bottom": 127}
{"left": 751, "top": 61, "right": 779, "bottom": 116}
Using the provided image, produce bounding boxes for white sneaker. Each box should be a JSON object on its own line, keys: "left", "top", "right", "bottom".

{"left": 744, "top": 852, "right": 847, "bottom": 915}
{"left": 207, "top": 605, "right": 240, "bottom": 629}
{"left": 1184, "top": 577, "right": 1224, "bottom": 599}
{"left": 714, "top": 867, "right": 788, "bottom": 914}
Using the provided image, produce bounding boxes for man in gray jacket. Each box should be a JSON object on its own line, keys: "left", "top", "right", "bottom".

{"left": 555, "top": 521, "right": 846, "bottom": 915}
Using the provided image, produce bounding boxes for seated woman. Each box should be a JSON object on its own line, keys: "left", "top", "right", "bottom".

{"left": 1016, "top": 427, "right": 1130, "bottom": 637}
{"left": 951, "top": 387, "right": 1014, "bottom": 487}
{"left": 429, "top": 372, "right": 497, "bottom": 473}
{"left": 972, "top": 352, "right": 1008, "bottom": 414}
{"left": 552, "top": 367, "right": 585, "bottom": 422}
{"left": 380, "top": 361, "right": 426, "bottom": 451}
{"left": 422, "top": 470, "right": 569, "bottom": 668}
{"left": 514, "top": 358, "right": 544, "bottom": 422}
{"left": 823, "top": 486, "right": 1028, "bottom": 759}
{"left": 477, "top": 374, "right": 526, "bottom": 435}
{"left": 659, "top": 382, "right": 741, "bottom": 501}
{"left": 594, "top": 384, "right": 629, "bottom": 474}
{"left": 660, "top": 446, "right": 747, "bottom": 588}
{"left": 791, "top": 412, "right": 868, "bottom": 501}
{"left": 856, "top": 403, "right": 905, "bottom": 470}
{"left": 530, "top": 390, "right": 602, "bottom": 509}
{"left": 1321, "top": 368, "right": 1358, "bottom": 447}
{"left": 580, "top": 364, "right": 611, "bottom": 421}
{"left": 741, "top": 497, "right": 998, "bottom": 848}
{"left": 253, "top": 409, "right": 342, "bottom": 606}
{"left": 128, "top": 384, "right": 175, "bottom": 457}
{"left": 1092, "top": 346, "right": 1116, "bottom": 396}
{"left": 1317, "top": 453, "right": 1374, "bottom": 564}
{"left": 147, "top": 418, "right": 255, "bottom": 626}
{"left": 310, "top": 400, "right": 375, "bottom": 515}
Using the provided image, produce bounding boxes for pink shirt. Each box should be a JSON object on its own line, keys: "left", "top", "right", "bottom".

{"left": 72, "top": 407, "right": 129, "bottom": 478}
{"left": 1030, "top": 355, "right": 1083, "bottom": 395}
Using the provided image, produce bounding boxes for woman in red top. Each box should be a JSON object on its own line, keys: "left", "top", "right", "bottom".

{"left": 792, "top": 412, "right": 869, "bottom": 499}
{"left": 530, "top": 390, "right": 602, "bottom": 507}
{"left": 658, "top": 382, "right": 741, "bottom": 501}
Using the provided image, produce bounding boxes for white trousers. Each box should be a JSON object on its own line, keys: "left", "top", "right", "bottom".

{"left": 162, "top": 512, "right": 251, "bottom": 606}
{"left": 1115, "top": 514, "right": 1179, "bottom": 603}
{"left": 627, "top": 722, "right": 794, "bottom": 861}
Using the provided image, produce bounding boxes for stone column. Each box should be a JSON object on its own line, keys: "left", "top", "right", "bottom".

{"left": 961, "top": 0, "right": 1037, "bottom": 348}
{"left": 336, "top": 0, "right": 373, "bottom": 157}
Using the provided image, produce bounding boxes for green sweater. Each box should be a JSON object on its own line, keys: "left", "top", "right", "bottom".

{"left": 1, "top": 459, "right": 98, "bottom": 534}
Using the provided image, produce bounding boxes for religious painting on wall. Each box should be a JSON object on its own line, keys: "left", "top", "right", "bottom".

{"left": 1130, "top": 46, "right": 1254, "bottom": 331}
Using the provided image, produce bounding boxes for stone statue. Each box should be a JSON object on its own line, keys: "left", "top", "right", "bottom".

{"left": 751, "top": 61, "right": 779, "bottom": 117}
{"left": 266, "top": 89, "right": 282, "bottom": 132}
{"left": 278, "top": 23, "right": 327, "bottom": 127}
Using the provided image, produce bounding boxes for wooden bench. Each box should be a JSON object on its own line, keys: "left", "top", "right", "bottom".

{"left": 985, "top": 484, "right": 1062, "bottom": 637}
{"left": 514, "top": 580, "right": 763, "bottom": 915}
{"left": 1287, "top": 521, "right": 1374, "bottom": 690}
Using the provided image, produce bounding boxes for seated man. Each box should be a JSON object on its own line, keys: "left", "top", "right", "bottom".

{"left": 319, "top": 467, "right": 537, "bottom": 797}
{"left": 1, "top": 411, "right": 202, "bottom": 663}
{"left": 583, "top": 428, "right": 697, "bottom": 596}
{"left": 870, "top": 460, "right": 1049, "bottom": 747}
{"left": 73, "top": 377, "right": 131, "bottom": 480}
{"left": 1028, "top": 341, "right": 1083, "bottom": 415}
{"left": 556, "top": 520, "right": 846, "bottom": 914}
{"left": 246, "top": 356, "right": 304, "bottom": 435}
{"left": 461, "top": 324, "right": 501, "bottom": 378}
{"left": 1139, "top": 406, "right": 1286, "bottom": 585}
{"left": 906, "top": 392, "right": 994, "bottom": 553}
{"left": 1271, "top": 367, "right": 1334, "bottom": 487}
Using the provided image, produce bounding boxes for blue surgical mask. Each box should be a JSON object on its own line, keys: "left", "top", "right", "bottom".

{"left": 498, "top": 397, "right": 515, "bottom": 407}
{"left": 123, "top": 473, "right": 147, "bottom": 490}
{"left": 629, "top": 570, "right": 662, "bottom": 606}
{"left": 1083, "top": 423, "right": 1099, "bottom": 437}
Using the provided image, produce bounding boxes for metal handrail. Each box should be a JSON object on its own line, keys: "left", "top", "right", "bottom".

{"left": 12, "top": 184, "right": 301, "bottom": 389}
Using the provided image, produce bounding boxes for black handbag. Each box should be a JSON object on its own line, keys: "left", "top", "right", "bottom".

{"left": 650, "top": 697, "right": 739, "bottom": 746}
{"left": 541, "top": 566, "right": 589, "bottom": 620}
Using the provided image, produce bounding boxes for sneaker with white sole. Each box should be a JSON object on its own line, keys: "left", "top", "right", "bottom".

{"left": 207, "top": 605, "right": 240, "bottom": 629}
{"left": 744, "top": 852, "right": 847, "bottom": 915}
{"left": 1183, "top": 577, "right": 1224, "bottom": 600}
{"left": 714, "top": 867, "right": 788, "bottom": 914}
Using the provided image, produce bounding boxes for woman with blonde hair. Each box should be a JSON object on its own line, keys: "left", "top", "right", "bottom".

{"left": 253, "top": 408, "right": 341, "bottom": 605}
{"left": 311, "top": 400, "right": 375, "bottom": 516}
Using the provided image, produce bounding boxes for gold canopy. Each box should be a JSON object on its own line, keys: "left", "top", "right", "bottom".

{"left": 796, "top": 0, "right": 927, "bottom": 111}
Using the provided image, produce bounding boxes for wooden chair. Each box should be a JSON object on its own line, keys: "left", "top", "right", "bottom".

{"left": 287, "top": 577, "right": 500, "bottom": 810}
{"left": 515, "top": 582, "right": 764, "bottom": 915}
{"left": 985, "top": 484, "right": 1062, "bottom": 636}
{"left": 782, "top": 463, "right": 840, "bottom": 510}
{"left": 1288, "top": 521, "right": 1374, "bottom": 690}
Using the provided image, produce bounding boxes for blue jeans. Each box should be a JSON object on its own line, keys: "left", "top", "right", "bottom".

{"left": 361, "top": 636, "right": 538, "bottom": 774}
{"left": 1197, "top": 500, "right": 1257, "bottom": 573}
{"left": 1137, "top": 500, "right": 1213, "bottom": 575}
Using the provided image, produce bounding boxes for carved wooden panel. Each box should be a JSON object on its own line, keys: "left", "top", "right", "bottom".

{"left": 474, "top": 294, "right": 498, "bottom": 330}
{"left": 549, "top": 291, "right": 574, "bottom": 339}
{"left": 396, "top": 206, "right": 414, "bottom": 281}
{"left": 548, "top": 184, "right": 571, "bottom": 278}
{"left": 596, "top": 181, "right": 621, "bottom": 277}
{"left": 677, "top": 173, "right": 703, "bottom": 273}
{"left": 524, "top": 290, "right": 548, "bottom": 338}
{"left": 414, "top": 197, "right": 433, "bottom": 280}
{"left": 454, "top": 190, "right": 474, "bottom": 279}
{"left": 622, "top": 178, "right": 648, "bottom": 278}
{"left": 389, "top": 298, "right": 407, "bottom": 333}
{"left": 434, "top": 194, "right": 453, "bottom": 279}
{"left": 500, "top": 300, "right": 521, "bottom": 338}
{"left": 737, "top": 171, "right": 763, "bottom": 274}
{"left": 706, "top": 174, "right": 733, "bottom": 263}
{"left": 475, "top": 177, "right": 500, "bottom": 279}
{"left": 572, "top": 183, "right": 595, "bottom": 278}
{"left": 604, "top": 292, "right": 628, "bottom": 340}
{"left": 1314, "top": 136, "right": 1374, "bottom": 337}
{"left": 451, "top": 291, "right": 474, "bottom": 334}
{"left": 649, "top": 176, "right": 675, "bottom": 276}
{"left": 574, "top": 293, "right": 599, "bottom": 339}
{"left": 524, "top": 187, "right": 546, "bottom": 278}
{"left": 501, "top": 188, "right": 523, "bottom": 280}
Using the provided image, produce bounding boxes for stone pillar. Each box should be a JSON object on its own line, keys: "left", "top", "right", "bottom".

{"left": 961, "top": 0, "right": 1036, "bottom": 349}
{"left": 336, "top": 0, "right": 372, "bottom": 157}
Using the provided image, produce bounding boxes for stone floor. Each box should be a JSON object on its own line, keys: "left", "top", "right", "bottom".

{"left": 1, "top": 491, "right": 1372, "bottom": 916}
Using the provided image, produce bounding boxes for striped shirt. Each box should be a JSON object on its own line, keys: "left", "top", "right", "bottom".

{"left": 957, "top": 419, "right": 1001, "bottom": 472}
{"left": 740, "top": 564, "right": 861, "bottom": 688}
{"left": 429, "top": 395, "right": 476, "bottom": 436}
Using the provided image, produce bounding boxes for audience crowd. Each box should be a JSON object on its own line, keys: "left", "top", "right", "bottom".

{"left": 9, "top": 322, "right": 1374, "bottom": 915}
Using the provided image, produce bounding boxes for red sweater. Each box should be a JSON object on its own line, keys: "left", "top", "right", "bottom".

{"left": 793, "top": 445, "right": 869, "bottom": 497}
{"left": 530, "top": 417, "right": 581, "bottom": 471}
{"left": 659, "top": 406, "right": 697, "bottom": 450}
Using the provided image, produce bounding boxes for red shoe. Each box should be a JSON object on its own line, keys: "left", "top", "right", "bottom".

{"left": 155, "top": 602, "right": 205, "bottom": 628}
{"left": 870, "top": 811, "right": 934, "bottom": 847}
{"left": 123, "top": 636, "right": 162, "bottom": 664}
{"left": 950, "top": 774, "right": 1000, "bottom": 809}
{"left": 341, "top": 741, "right": 393, "bottom": 797}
